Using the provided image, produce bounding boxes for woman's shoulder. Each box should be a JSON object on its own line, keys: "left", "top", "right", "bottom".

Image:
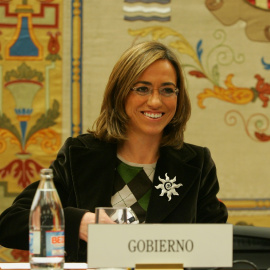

{"left": 181, "top": 142, "right": 213, "bottom": 165}
{"left": 62, "top": 133, "right": 115, "bottom": 150}
{"left": 76, "top": 133, "right": 99, "bottom": 146}
{"left": 182, "top": 142, "right": 208, "bottom": 153}
{"left": 162, "top": 142, "right": 211, "bottom": 163}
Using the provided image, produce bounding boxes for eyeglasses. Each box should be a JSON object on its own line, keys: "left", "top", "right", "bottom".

{"left": 130, "top": 85, "right": 179, "bottom": 97}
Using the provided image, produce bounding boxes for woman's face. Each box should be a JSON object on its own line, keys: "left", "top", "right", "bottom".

{"left": 125, "top": 59, "right": 178, "bottom": 141}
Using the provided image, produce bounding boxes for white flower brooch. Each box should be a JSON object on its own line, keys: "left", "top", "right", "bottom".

{"left": 155, "top": 173, "right": 183, "bottom": 201}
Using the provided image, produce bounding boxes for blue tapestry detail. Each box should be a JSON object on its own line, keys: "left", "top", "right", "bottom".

{"left": 15, "top": 108, "right": 33, "bottom": 115}
{"left": 10, "top": 17, "right": 39, "bottom": 56}
{"left": 261, "top": 57, "right": 270, "bottom": 70}
{"left": 196, "top": 40, "right": 203, "bottom": 63}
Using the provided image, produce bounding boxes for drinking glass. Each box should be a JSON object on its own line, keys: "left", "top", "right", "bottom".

{"left": 127, "top": 207, "right": 139, "bottom": 224}
{"left": 95, "top": 207, "right": 128, "bottom": 224}
{"left": 93, "top": 207, "right": 139, "bottom": 269}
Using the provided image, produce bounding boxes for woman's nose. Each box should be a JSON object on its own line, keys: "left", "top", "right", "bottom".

{"left": 147, "top": 90, "right": 162, "bottom": 108}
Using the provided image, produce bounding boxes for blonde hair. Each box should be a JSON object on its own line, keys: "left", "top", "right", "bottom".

{"left": 89, "top": 41, "right": 191, "bottom": 149}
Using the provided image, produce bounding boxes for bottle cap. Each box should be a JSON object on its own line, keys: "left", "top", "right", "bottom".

{"left": 40, "top": 168, "right": 53, "bottom": 178}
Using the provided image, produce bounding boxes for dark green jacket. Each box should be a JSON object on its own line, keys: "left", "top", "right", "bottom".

{"left": 0, "top": 134, "right": 228, "bottom": 262}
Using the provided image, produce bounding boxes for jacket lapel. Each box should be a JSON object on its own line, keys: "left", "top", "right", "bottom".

{"left": 146, "top": 145, "right": 201, "bottom": 223}
{"left": 69, "top": 141, "right": 117, "bottom": 211}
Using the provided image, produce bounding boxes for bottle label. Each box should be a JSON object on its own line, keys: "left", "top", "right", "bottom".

{"left": 46, "top": 230, "right": 65, "bottom": 257}
{"left": 29, "top": 231, "right": 41, "bottom": 255}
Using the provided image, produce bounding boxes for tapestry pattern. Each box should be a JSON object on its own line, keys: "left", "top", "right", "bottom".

{"left": 0, "top": 0, "right": 66, "bottom": 262}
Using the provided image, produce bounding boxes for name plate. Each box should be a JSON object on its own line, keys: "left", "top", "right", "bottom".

{"left": 87, "top": 224, "right": 233, "bottom": 268}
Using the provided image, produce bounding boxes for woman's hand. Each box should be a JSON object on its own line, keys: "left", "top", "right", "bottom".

{"left": 79, "top": 211, "right": 115, "bottom": 242}
{"left": 79, "top": 212, "right": 95, "bottom": 242}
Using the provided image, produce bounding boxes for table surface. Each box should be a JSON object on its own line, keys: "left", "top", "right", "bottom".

{"left": 0, "top": 263, "right": 88, "bottom": 270}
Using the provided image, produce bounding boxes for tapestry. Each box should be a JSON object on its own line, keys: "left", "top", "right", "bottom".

{"left": 0, "top": 0, "right": 269, "bottom": 262}
{"left": 81, "top": 0, "right": 270, "bottom": 227}
{"left": 0, "top": 0, "right": 63, "bottom": 192}
{"left": 0, "top": 0, "right": 77, "bottom": 262}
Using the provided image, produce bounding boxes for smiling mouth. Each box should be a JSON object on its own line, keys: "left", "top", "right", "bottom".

{"left": 143, "top": 112, "right": 163, "bottom": 119}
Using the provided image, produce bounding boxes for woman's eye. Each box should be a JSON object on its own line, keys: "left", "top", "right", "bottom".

{"left": 136, "top": 87, "right": 149, "bottom": 93}
{"left": 162, "top": 87, "right": 174, "bottom": 94}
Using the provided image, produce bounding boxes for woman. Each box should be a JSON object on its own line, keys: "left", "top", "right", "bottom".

{"left": 0, "top": 41, "right": 227, "bottom": 262}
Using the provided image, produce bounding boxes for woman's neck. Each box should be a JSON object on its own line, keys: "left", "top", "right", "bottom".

{"left": 117, "top": 133, "right": 161, "bottom": 164}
